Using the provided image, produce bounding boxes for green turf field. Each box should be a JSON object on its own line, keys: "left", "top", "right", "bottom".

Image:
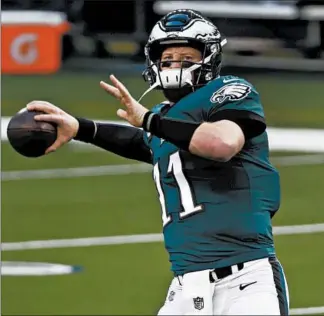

{"left": 2, "top": 71, "right": 324, "bottom": 315}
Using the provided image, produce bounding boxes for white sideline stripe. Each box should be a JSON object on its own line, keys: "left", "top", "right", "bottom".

{"left": 2, "top": 154, "right": 324, "bottom": 181}
{"left": 290, "top": 306, "right": 324, "bottom": 315}
{"left": 2, "top": 223, "right": 324, "bottom": 251}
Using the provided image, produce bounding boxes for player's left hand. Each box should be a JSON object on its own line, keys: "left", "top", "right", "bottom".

{"left": 100, "top": 75, "right": 149, "bottom": 127}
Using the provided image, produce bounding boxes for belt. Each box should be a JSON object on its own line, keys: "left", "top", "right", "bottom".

{"left": 209, "top": 262, "right": 244, "bottom": 282}
{"left": 177, "top": 262, "right": 245, "bottom": 285}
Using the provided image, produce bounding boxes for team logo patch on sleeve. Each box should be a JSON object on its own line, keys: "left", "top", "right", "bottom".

{"left": 210, "top": 83, "right": 251, "bottom": 104}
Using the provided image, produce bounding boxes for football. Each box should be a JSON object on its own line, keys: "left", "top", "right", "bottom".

{"left": 7, "top": 109, "right": 57, "bottom": 158}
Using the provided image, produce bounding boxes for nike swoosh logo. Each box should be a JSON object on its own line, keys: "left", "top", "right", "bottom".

{"left": 239, "top": 281, "right": 257, "bottom": 290}
{"left": 223, "top": 78, "right": 238, "bottom": 83}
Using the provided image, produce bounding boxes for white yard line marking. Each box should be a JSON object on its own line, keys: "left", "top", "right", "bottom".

{"left": 273, "top": 223, "right": 324, "bottom": 235}
{"left": 1, "top": 163, "right": 152, "bottom": 181}
{"left": 272, "top": 154, "right": 324, "bottom": 166}
{"left": 2, "top": 154, "right": 324, "bottom": 181}
{"left": 290, "top": 306, "right": 324, "bottom": 315}
{"left": 2, "top": 223, "right": 324, "bottom": 251}
{"left": 2, "top": 233, "right": 163, "bottom": 251}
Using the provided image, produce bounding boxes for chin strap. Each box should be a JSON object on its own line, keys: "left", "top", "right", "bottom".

{"left": 137, "top": 81, "right": 160, "bottom": 103}
{"left": 138, "top": 64, "right": 161, "bottom": 102}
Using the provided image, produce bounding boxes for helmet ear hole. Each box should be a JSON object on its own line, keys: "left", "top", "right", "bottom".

{"left": 142, "top": 68, "right": 156, "bottom": 86}
{"left": 142, "top": 69, "right": 149, "bottom": 82}
{"left": 205, "top": 72, "right": 213, "bottom": 81}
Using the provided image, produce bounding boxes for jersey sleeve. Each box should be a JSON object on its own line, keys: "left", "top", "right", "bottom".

{"left": 76, "top": 118, "right": 153, "bottom": 164}
{"left": 205, "top": 81, "right": 266, "bottom": 139}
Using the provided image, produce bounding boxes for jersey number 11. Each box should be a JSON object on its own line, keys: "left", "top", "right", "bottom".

{"left": 153, "top": 151, "right": 203, "bottom": 226}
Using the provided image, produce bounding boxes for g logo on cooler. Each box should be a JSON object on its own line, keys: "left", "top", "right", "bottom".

{"left": 10, "top": 33, "right": 38, "bottom": 65}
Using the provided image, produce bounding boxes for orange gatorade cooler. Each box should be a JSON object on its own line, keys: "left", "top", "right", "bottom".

{"left": 1, "top": 11, "right": 70, "bottom": 74}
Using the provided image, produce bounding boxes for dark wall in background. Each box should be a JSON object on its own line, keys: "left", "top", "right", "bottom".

{"left": 2, "top": 0, "right": 323, "bottom": 62}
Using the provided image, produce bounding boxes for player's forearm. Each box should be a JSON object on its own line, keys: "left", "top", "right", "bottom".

{"left": 74, "top": 118, "right": 152, "bottom": 164}
{"left": 189, "top": 121, "right": 245, "bottom": 161}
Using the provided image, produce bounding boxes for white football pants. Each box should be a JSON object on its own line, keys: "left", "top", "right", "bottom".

{"left": 158, "top": 257, "right": 289, "bottom": 315}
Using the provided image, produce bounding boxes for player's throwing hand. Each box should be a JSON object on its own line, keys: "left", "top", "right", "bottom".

{"left": 26, "top": 101, "right": 79, "bottom": 154}
{"left": 100, "top": 75, "right": 149, "bottom": 127}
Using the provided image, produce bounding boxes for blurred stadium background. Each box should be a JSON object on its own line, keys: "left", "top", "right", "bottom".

{"left": 1, "top": 0, "right": 324, "bottom": 315}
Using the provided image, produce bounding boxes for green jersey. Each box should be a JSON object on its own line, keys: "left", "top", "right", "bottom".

{"left": 143, "top": 75, "right": 280, "bottom": 276}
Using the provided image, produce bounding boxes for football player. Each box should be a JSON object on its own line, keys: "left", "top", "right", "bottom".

{"left": 27, "top": 9, "right": 289, "bottom": 315}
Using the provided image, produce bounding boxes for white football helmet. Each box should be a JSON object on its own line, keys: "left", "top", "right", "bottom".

{"left": 140, "top": 9, "right": 227, "bottom": 102}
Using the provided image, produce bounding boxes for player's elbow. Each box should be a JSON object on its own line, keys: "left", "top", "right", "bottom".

{"left": 210, "top": 122, "right": 245, "bottom": 161}
{"left": 210, "top": 137, "right": 240, "bottom": 162}
{"left": 189, "top": 121, "right": 245, "bottom": 161}
{"left": 190, "top": 135, "right": 239, "bottom": 162}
